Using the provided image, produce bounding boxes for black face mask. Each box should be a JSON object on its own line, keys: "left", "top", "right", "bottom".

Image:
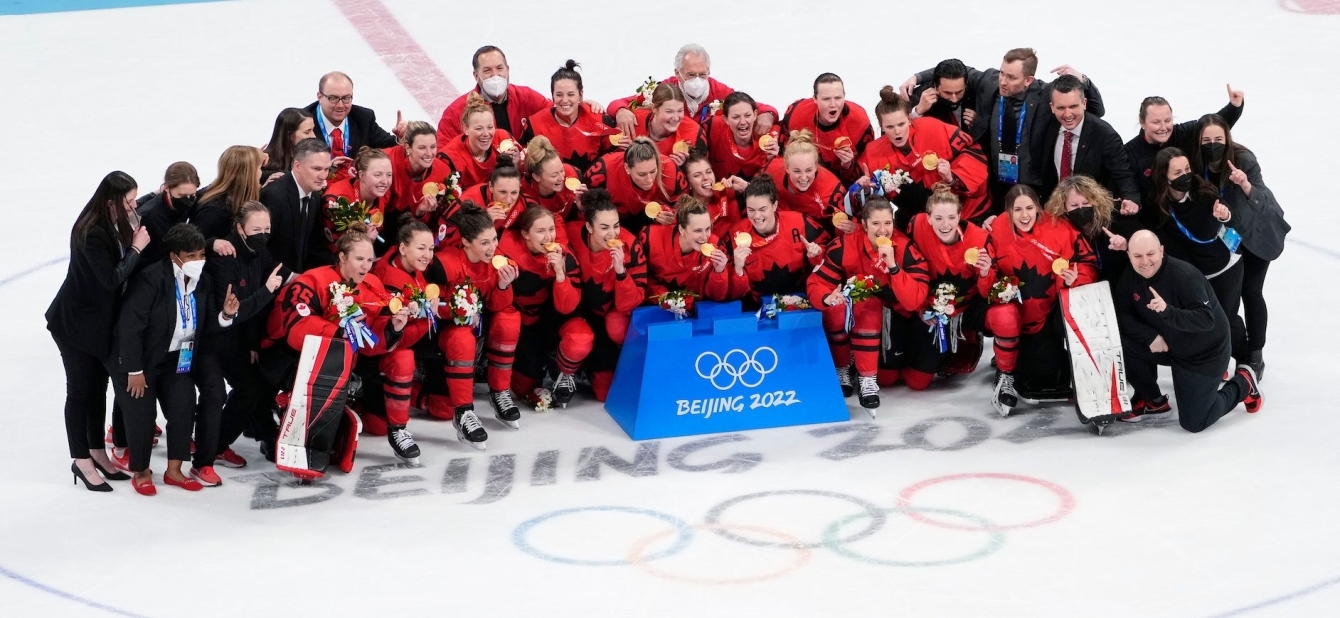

{"left": 1170, "top": 173, "right": 1194, "bottom": 193}
{"left": 1201, "top": 143, "right": 1225, "bottom": 163}
{"left": 170, "top": 194, "right": 196, "bottom": 212}
{"left": 244, "top": 232, "right": 270, "bottom": 253}
{"left": 1066, "top": 206, "right": 1095, "bottom": 230}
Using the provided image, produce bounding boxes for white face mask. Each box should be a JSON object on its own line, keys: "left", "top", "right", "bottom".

{"left": 481, "top": 75, "right": 508, "bottom": 99}
{"left": 681, "top": 77, "right": 709, "bottom": 100}
{"left": 178, "top": 258, "right": 205, "bottom": 280}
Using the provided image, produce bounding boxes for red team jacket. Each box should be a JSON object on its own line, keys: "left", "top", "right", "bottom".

{"left": 519, "top": 106, "right": 620, "bottom": 176}
{"left": 436, "top": 84, "right": 551, "bottom": 148}
{"left": 859, "top": 118, "right": 991, "bottom": 223}
{"left": 438, "top": 129, "right": 516, "bottom": 189}
{"left": 780, "top": 98, "right": 875, "bottom": 185}
{"left": 703, "top": 114, "right": 779, "bottom": 181}
{"left": 426, "top": 244, "right": 515, "bottom": 316}
{"left": 382, "top": 146, "right": 453, "bottom": 219}
{"left": 565, "top": 222, "right": 646, "bottom": 318}
{"left": 726, "top": 210, "right": 826, "bottom": 304}
{"left": 761, "top": 157, "right": 845, "bottom": 224}
{"left": 908, "top": 213, "right": 989, "bottom": 312}
{"left": 979, "top": 213, "right": 1099, "bottom": 332}
{"left": 321, "top": 178, "right": 390, "bottom": 253}
{"left": 368, "top": 246, "right": 433, "bottom": 345}
{"left": 266, "top": 266, "right": 397, "bottom": 354}
{"left": 630, "top": 108, "right": 706, "bottom": 159}
{"left": 520, "top": 164, "right": 582, "bottom": 221}
{"left": 459, "top": 182, "right": 550, "bottom": 241}
{"left": 496, "top": 228, "right": 582, "bottom": 326}
{"left": 639, "top": 225, "right": 742, "bottom": 302}
{"left": 584, "top": 151, "right": 686, "bottom": 229}
{"left": 807, "top": 229, "right": 930, "bottom": 317}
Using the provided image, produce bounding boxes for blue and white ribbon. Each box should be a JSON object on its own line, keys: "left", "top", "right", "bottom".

{"left": 341, "top": 308, "right": 379, "bottom": 354}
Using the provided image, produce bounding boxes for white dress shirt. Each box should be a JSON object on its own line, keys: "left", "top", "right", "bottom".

{"left": 1054, "top": 119, "right": 1084, "bottom": 175}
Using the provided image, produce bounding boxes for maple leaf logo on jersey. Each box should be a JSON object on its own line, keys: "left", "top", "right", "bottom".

{"left": 755, "top": 262, "right": 803, "bottom": 297}
{"left": 1015, "top": 263, "right": 1055, "bottom": 301}
{"left": 511, "top": 269, "right": 547, "bottom": 300}
{"left": 581, "top": 279, "right": 615, "bottom": 313}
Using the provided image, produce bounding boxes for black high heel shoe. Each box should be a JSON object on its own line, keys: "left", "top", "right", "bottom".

{"left": 91, "top": 458, "right": 130, "bottom": 481}
{"left": 72, "top": 461, "right": 112, "bottom": 493}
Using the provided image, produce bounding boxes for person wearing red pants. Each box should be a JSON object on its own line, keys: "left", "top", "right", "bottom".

{"left": 807, "top": 197, "right": 929, "bottom": 414}
{"left": 902, "top": 186, "right": 991, "bottom": 390}
{"left": 365, "top": 217, "right": 437, "bottom": 448}
{"left": 497, "top": 206, "right": 588, "bottom": 408}
{"left": 979, "top": 185, "right": 1098, "bottom": 416}
{"left": 565, "top": 188, "right": 646, "bottom": 401}
{"left": 428, "top": 203, "right": 521, "bottom": 450}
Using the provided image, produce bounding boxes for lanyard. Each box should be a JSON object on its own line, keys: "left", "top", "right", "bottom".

{"left": 1201, "top": 165, "right": 1225, "bottom": 197}
{"left": 997, "top": 98, "right": 1026, "bottom": 151}
{"left": 1169, "top": 209, "right": 1216, "bottom": 245}
{"left": 315, "top": 112, "right": 350, "bottom": 156}
{"left": 174, "top": 278, "right": 198, "bottom": 331}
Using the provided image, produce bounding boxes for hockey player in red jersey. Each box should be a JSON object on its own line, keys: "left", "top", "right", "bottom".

{"left": 438, "top": 93, "right": 521, "bottom": 189}
{"left": 382, "top": 121, "right": 452, "bottom": 236}
{"left": 518, "top": 60, "right": 621, "bottom": 176}
{"left": 683, "top": 151, "right": 743, "bottom": 239}
{"left": 726, "top": 173, "right": 827, "bottom": 309}
{"left": 321, "top": 147, "right": 392, "bottom": 256}
{"left": 497, "top": 207, "right": 589, "bottom": 409}
{"left": 903, "top": 187, "right": 991, "bottom": 389}
{"left": 781, "top": 73, "right": 874, "bottom": 186}
{"left": 460, "top": 163, "right": 541, "bottom": 240}
{"left": 584, "top": 137, "right": 686, "bottom": 235}
{"left": 520, "top": 137, "right": 582, "bottom": 230}
{"left": 704, "top": 92, "right": 782, "bottom": 181}
{"left": 628, "top": 82, "right": 706, "bottom": 165}
{"left": 640, "top": 195, "right": 745, "bottom": 303}
{"left": 808, "top": 197, "right": 929, "bottom": 414}
{"left": 761, "top": 130, "right": 845, "bottom": 227}
{"left": 980, "top": 185, "right": 1098, "bottom": 416}
{"left": 427, "top": 203, "right": 523, "bottom": 450}
{"left": 859, "top": 88, "right": 991, "bottom": 228}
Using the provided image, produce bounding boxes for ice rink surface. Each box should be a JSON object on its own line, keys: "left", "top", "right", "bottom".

{"left": 2, "top": 1, "right": 1339, "bottom": 616}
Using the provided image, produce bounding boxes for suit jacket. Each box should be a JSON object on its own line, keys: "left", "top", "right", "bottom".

{"left": 915, "top": 65, "right": 1106, "bottom": 188}
{"left": 909, "top": 84, "right": 981, "bottom": 140}
{"left": 1219, "top": 150, "right": 1288, "bottom": 260}
{"left": 108, "top": 260, "right": 228, "bottom": 375}
{"left": 302, "top": 102, "right": 398, "bottom": 156}
{"left": 260, "top": 173, "right": 328, "bottom": 272}
{"left": 1040, "top": 113, "right": 1141, "bottom": 204}
{"left": 45, "top": 223, "right": 141, "bottom": 358}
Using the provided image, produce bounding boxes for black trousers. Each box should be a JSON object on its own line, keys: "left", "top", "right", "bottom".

{"left": 109, "top": 354, "right": 197, "bottom": 472}
{"left": 1208, "top": 259, "right": 1247, "bottom": 361}
{"left": 195, "top": 346, "right": 276, "bottom": 466}
{"left": 1239, "top": 247, "right": 1270, "bottom": 353}
{"left": 54, "top": 335, "right": 114, "bottom": 459}
{"left": 1123, "top": 340, "right": 1243, "bottom": 433}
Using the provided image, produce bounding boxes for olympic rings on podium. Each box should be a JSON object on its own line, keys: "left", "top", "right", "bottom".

{"left": 822, "top": 506, "right": 1006, "bottom": 567}
{"left": 703, "top": 489, "right": 887, "bottom": 549}
{"left": 627, "top": 524, "right": 814, "bottom": 585}
{"left": 512, "top": 506, "right": 694, "bottom": 566}
{"left": 895, "top": 473, "right": 1076, "bottom": 531}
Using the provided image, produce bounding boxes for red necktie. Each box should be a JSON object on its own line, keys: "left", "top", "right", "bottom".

{"left": 1059, "top": 130, "right": 1074, "bottom": 180}
{"left": 326, "top": 127, "right": 343, "bottom": 156}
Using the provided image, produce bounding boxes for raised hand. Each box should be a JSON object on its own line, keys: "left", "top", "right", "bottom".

{"left": 1227, "top": 83, "right": 1244, "bottom": 107}
{"left": 1147, "top": 287, "right": 1167, "bottom": 313}
{"left": 266, "top": 264, "right": 285, "bottom": 292}
{"left": 223, "top": 284, "right": 240, "bottom": 316}
{"left": 1226, "top": 159, "right": 1251, "bottom": 193}
{"left": 1102, "top": 227, "right": 1127, "bottom": 252}
{"left": 1212, "top": 200, "right": 1232, "bottom": 222}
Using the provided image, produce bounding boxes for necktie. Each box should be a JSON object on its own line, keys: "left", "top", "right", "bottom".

{"left": 300, "top": 195, "right": 310, "bottom": 218}
{"left": 329, "top": 128, "right": 344, "bottom": 157}
{"left": 1060, "top": 130, "right": 1074, "bottom": 180}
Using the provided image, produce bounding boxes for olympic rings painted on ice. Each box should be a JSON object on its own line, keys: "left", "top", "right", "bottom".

{"left": 627, "top": 524, "right": 814, "bottom": 585}
{"left": 694, "top": 346, "right": 778, "bottom": 390}
{"left": 895, "top": 473, "right": 1076, "bottom": 531}
{"left": 822, "top": 506, "right": 1006, "bottom": 567}
{"left": 703, "top": 489, "right": 887, "bottom": 549}
{"left": 512, "top": 506, "right": 694, "bottom": 566}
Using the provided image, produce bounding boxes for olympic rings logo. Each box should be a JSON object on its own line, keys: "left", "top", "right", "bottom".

{"left": 512, "top": 473, "right": 1075, "bottom": 584}
{"left": 694, "top": 347, "right": 778, "bottom": 391}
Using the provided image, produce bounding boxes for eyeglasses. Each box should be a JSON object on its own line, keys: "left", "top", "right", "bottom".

{"left": 321, "top": 93, "right": 353, "bottom": 104}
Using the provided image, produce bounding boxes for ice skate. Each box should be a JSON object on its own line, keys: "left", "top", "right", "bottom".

{"left": 553, "top": 372, "right": 577, "bottom": 409}
{"left": 387, "top": 426, "right": 421, "bottom": 466}
{"left": 837, "top": 365, "right": 854, "bottom": 398}
{"left": 490, "top": 389, "right": 521, "bottom": 429}
{"left": 992, "top": 371, "right": 1018, "bottom": 418}
{"left": 858, "top": 375, "right": 879, "bottom": 418}
{"left": 453, "top": 405, "right": 488, "bottom": 451}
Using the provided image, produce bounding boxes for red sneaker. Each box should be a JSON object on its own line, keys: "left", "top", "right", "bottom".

{"left": 164, "top": 474, "right": 203, "bottom": 492}
{"left": 190, "top": 466, "right": 221, "bottom": 487}
{"left": 215, "top": 448, "right": 247, "bottom": 469}
{"left": 110, "top": 448, "right": 132, "bottom": 473}
{"left": 132, "top": 475, "right": 157, "bottom": 497}
{"left": 154, "top": 424, "right": 163, "bottom": 437}
{"left": 1236, "top": 365, "right": 1263, "bottom": 413}
{"left": 1121, "top": 395, "right": 1170, "bottom": 422}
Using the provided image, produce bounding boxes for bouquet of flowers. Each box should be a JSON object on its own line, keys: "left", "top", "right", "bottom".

{"left": 399, "top": 282, "right": 439, "bottom": 334}
{"left": 921, "top": 283, "right": 966, "bottom": 353}
{"left": 329, "top": 279, "right": 378, "bottom": 353}
{"left": 873, "top": 167, "right": 915, "bottom": 195}
{"left": 526, "top": 388, "right": 554, "bottom": 413}
{"left": 989, "top": 276, "right": 1022, "bottom": 304}
{"left": 656, "top": 289, "right": 698, "bottom": 320}
{"left": 842, "top": 275, "right": 882, "bottom": 303}
{"left": 327, "top": 196, "right": 384, "bottom": 241}
{"left": 707, "top": 99, "right": 722, "bottom": 117}
{"left": 760, "top": 294, "right": 812, "bottom": 320}
{"left": 629, "top": 77, "right": 659, "bottom": 111}
{"left": 449, "top": 280, "right": 483, "bottom": 334}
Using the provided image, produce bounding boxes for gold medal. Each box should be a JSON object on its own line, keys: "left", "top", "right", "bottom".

{"left": 1052, "top": 258, "right": 1070, "bottom": 275}
{"left": 388, "top": 297, "right": 403, "bottom": 314}
{"left": 369, "top": 211, "right": 383, "bottom": 226}
{"left": 964, "top": 247, "right": 981, "bottom": 265}
{"left": 644, "top": 202, "right": 662, "bottom": 218}
{"left": 491, "top": 255, "right": 510, "bottom": 270}
{"left": 609, "top": 132, "right": 625, "bottom": 146}
{"left": 564, "top": 177, "right": 581, "bottom": 191}
{"left": 606, "top": 238, "right": 624, "bottom": 249}
{"left": 672, "top": 141, "right": 691, "bottom": 155}
{"left": 544, "top": 242, "right": 561, "bottom": 253}
{"left": 424, "top": 284, "right": 440, "bottom": 300}
{"left": 700, "top": 243, "right": 715, "bottom": 257}
{"left": 758, "top": 134, "right": 775, "bottom": 149}
{"left": 833, "top": 136, "right": 853, "bottom": 150}
{"left": 922, "top": 152, "right": 940, "bottom": 170}
{"left": 422, "top": 182, "right": 440, "bottom": 198}
{"left": 831, "top": 211, "right": 849, "bottom": 227}
{"left": 875, "top": 236, "right": 892, "bottom": 248}
{"left": 734, "top": 232, "right": 751, "bottom": 246}
{"left": 498, "top": 139, "right": 516, "bottom": 152}
{"left": 712, "top": 181, "right": 725, "bottom": 192}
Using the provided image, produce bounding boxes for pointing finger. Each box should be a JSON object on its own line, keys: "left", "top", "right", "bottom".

{"left": 271, "top": 264, "right": 283, "bottom": 277}
{"left": 1101, "top": 226, "right": 1115, "bottom": 237}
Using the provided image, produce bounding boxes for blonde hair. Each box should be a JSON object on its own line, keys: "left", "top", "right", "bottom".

{"left": 783, "top": 129, "right": 819, "bottom": 165}
{"left": 462, "top": 92, "right": 494, "bottom": 127}
{"left": 401, "top": 120, "right": 435, "bottom": 147}
{"left": 1045, "top": 174, "right": 1114, "bottom": 233}
{"left": 525, "top": 135, "right": 560, "bottom": 179}
{"left": 625, "top": 137, "right": 668, "bottom": 199}
{"left": 199, "top": 145, "right": 263, "bottom": 217}
{"left": 926, "top": 183, "right": 961, "bottom": 213}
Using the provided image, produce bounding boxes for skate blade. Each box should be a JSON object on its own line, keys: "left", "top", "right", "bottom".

{"left": 863, "top": 407, "right": 877, "bottom": 419}
{"left": 396, "top": 457, "right": 423, "bottom": 468}
{"left": 497, "top": 417, "right": 520, "bottom": 430}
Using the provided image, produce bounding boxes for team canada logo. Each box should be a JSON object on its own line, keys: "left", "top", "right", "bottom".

{"left": 296, "top": 303, "right": 311, "bottom": 317}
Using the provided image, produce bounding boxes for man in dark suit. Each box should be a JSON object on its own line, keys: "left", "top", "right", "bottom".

{"left": 910, "top": 59, "right": 981, "bottom": 138}
{"left": 262, "top": 138, "right": 330, "bottom": 273}
{"left": 901, "top": 48, "right": 1106, "bottom": 214}
{"left": 303, "top": 71, "right": 404, "bottom": 163}
{"left": 1040, "top": 75, "right": 1141, "bottom": 213}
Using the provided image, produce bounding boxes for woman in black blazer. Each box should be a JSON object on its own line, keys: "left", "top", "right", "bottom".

{"left": 107, "top": 224, "right": 239, "bottom": 496}
{"left": 191, "top": 145, "right": 264, "bottom": 257}
{"left": 134, "top": 161, "right": 201, "bottom": 268}
{"left": 46, "top": 171, "right": 148, "bottom": 491}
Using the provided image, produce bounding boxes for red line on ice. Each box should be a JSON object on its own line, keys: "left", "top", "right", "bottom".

{"left": 332, "top": 0, "right": 458, "bottom": 119}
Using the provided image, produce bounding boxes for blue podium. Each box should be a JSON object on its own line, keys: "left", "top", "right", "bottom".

{"left": 604, "top": 301, "right": 849, "bottom": 440}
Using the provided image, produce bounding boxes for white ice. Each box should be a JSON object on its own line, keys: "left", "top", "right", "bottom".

{"left": 1, "top": 1, "right": 1339, "bottom": 616}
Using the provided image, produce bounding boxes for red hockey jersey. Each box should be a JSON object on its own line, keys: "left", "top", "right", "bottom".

{"left": 496, "top": 227, "right": 582, "bottom": 325}
{"left": 979, "top": 213, "right": 1099, "bottom": 331}
{"left": 436, "top": 84, "right": 550, "bottom": 148}
{"left": 266, "top": 266, "right": 397, "bottom": 354}
{"left": 438, "top": 129, "right": 516, "bottom": 189}
{"left": 518, "top": 106, "right": 620, "bottom": 176}
{"left": 382, "top": 145, "right": 453, "bottom": 219}
{"left": 807, "top": 229, "right": 930, "bottom": 317}
{"left": 761, "top": 157, "right": 845, "bottom": 224}
{"left": 638, "top": 224, "right": 742, "bottom": 302}
{"left": 584, "top": 151, "right": 686, "bottom": 231}
{"left": 726, "top": 210, "right": 826, "bottom": 304}
{"left": 320, "top": 178, "right": 390, "bottom": 254}
{"left": 426, "top": 244, "right": 515, "bottom": 315}
{"left": 631, "top": 108, "right": 706, "bottom": 160}
{"left": 859, "top": 117, "right": 990, "bottom": 223}
{"left": 780, "top": 98, "right": 874, "bottom": 185}
{"left": 703, "top": 114, "right": 779, "bottom": 180}
{"left": 565, "top": 222, "right": 646, "bottom": 317}
{"left": 908, "top": 213, "right": 989, "bottom": 311}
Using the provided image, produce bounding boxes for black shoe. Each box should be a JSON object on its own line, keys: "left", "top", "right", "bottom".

{"left": 387, "top": 425, "right": 421, "bottom": 463}
{"left": 1246, "top": 350, "right": 1265, "bottom": 382}
{"left": 72, "top": 461, "right": 112, "bottom": 492}
{"left": 1121, "top": 394, "right": 1171, "bottom": 422}
{"left": 90, "top": 458, "right": 130, "bottom": 481}
{"left": 260, "top": 440, "right": 277, "bottom": 463}
{"left": 490, "top": 389, "right": 521, "bottom": 429}
{"left": 837, "top": 366, "right": 854, "bottom": 398}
